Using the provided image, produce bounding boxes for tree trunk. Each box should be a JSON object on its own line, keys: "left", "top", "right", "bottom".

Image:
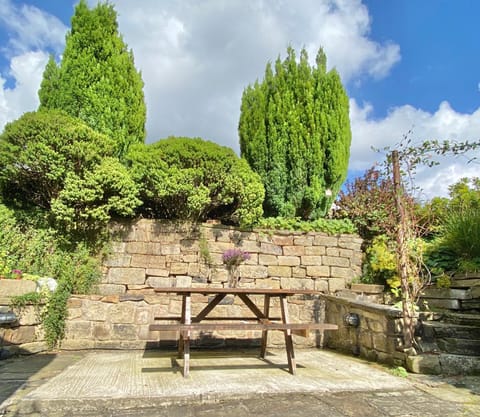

{"left": 391, "top": 150, "right": 414, "bottom": 349}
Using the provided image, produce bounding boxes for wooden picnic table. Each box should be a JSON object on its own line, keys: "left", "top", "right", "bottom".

{"left": 149, "top": 287, "right": 338, "bottom": 377}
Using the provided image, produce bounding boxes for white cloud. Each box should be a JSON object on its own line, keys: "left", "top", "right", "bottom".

{"left": 0, "top": 51, "right": 49, "bottom": 129}
{"left": 107, "top": 0, "right": 401, "bottom": 147}
{"left": 350, "top": 99, "right": 480, "bottom": 199}
{"left": 0, "top": 0, "right": 67, "bottom": 56}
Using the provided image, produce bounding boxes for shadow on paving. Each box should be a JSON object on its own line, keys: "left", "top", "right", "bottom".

{"left": 0, "top": 352, "right": 56, "bottom": 405}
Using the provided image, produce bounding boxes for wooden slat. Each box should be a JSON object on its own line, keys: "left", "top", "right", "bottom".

{"left": 154, "top": 316, "right": 282, "bottom": 322}
{"left": 149, "top": 323, "right": 338, "bottom": 332}
{"left": 153, "top": 287, "right": 322, "bottom": 296}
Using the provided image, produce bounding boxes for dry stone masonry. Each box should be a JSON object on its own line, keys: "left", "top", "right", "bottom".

{"left": 62, "top": 219, "right": 363, "bottom": 350}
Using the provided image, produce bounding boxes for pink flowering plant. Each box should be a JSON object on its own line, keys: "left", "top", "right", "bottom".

{"left": 222, "top": 248, "right": 250, "bottom": 287}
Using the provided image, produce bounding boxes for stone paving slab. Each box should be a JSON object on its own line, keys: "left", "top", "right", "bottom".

{"left": 1, "top": 349, "right": 479, "bottom": 416}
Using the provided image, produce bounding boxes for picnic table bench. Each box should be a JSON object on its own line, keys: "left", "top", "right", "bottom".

{"left": 149, "top": 287, "right": 338, "bottom": 377}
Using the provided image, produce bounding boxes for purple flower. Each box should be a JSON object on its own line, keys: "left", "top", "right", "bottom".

{"left": 222, "top": 248, "right": 250, "bottom": 269}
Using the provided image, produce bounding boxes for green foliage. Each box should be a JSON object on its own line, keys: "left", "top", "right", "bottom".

{"left": 51, "top": 157, "right": 141, "bottom": 234}
{"left": 10, "top": 292, "right": 44, "bottom": 309}
{"left": 38, "top": 0, "right": 146, "bottom": 157}
{"left": 417, "top": 177, "right": 480, "bottom": 237}
{"left": 0, "top": 110, "right": 115, "bottom": 208}
{"left": 239, "top": 47, "right": 351, "bottom": 220}
{"left": 254, "top": 216, "right": 355, "bottom": 235}
{"left": 0, "top": 110, "right": 140, "bottom": 236}
{"left": 334, "top": 167, "right": 407, "bottom": 240}
{"left": 362, "top": 235, "right": 398, "bottom": 286}
{"left": 441, "top": 208, "right": 480, "bottom": 271}
{"left": 126, "top": 137, "right": 264, "bottom": 227}
{"left": 0, "top": 201, "right": 103, "bottom": 347}
{"left": 390, "top": 366, "right": 408, "bottom": 378}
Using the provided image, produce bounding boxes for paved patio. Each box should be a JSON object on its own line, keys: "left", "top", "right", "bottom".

{"left": 1, "top": 348, "right": 479, "bottom": 416}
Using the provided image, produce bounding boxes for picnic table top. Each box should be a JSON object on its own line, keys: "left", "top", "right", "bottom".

{"left": 153, "top": 287, "right": 322, "bottom": 296}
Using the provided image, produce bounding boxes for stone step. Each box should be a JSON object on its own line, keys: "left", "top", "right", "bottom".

{"left": 407, "top": 353, "right": 480, "bottom": 375}
{"left": 436, "top": 338, "right": 480, "bottom": 356}
{"left": 421, "top": 287, "right": 472, "bottom": 299}
{"left": 442, "top": 312, "right": 480, "bottom": 326}
{"left": 422, "top": 321, "right": 480, "bottom": 340}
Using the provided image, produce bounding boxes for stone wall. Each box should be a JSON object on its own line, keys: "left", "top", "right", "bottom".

{"left": 0, "top": 279, "right": 47, "bottom": 357}
{"left": 1, "top": 219, "right": 364, "bottom": 355}
{"left": 61, "top": 219, "right": 362, "bottom": 350}
{"left": 99, "top": 219, "right": 363, "bottom": 294}
{"left": 324, "top": 295, "right": 407, "bottom": 366}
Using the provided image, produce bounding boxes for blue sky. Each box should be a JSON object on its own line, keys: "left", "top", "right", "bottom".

{"left": 0, "top": 0, "right": 479, "bottom": 199}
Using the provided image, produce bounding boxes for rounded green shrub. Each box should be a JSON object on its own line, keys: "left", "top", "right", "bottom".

{"left": 126, "top": 137, "right": 265, "bottom": 227}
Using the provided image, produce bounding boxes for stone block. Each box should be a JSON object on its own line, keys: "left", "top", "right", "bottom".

{"left": 96, "top": 284, "right": 126, "bottom": 296}
{"left": 111, "top": 324, "right": 137, "bottom": 340}
{"left": 108, "top": 267, "right": 145, "bottom": 285}
{"left": 92, "top": 323, "right": 111, "bottom": 340}
{"left": 237, "top": 265, "right": 268, "bottom": 279}
{"left": 331, "top": 267, "right": 354, "bottom": 280}
{"left": 109, "top": 303, "right": 135, "bottom": 324}
{"left": 339, "top": 249, "right": 354, "bottom": 259}
{"left": 3, "top": 326, "right": 36, "bottom": 344}
{"left": 65, "top": 321, "right": 92, "bottom": 339}
{"left": 326, "top": 247, "right": 339, "bottom": 256}
{"left": 406, "top": 354, "right": 441, "bottom": 374}
{"left": 82, "top": 300, "right": 108, "bottom": 321}
{"left": 306, "top": 265, "right": 330, "bottom": 277}
{"left": 103, "top": 254, "right": 132, "bottom": 268}
{"left": 328, "top": 278, "right": 346, "bottom": 293}
{"left": 301, "top": 256, "right": 323, "bottom": 266}
{"left": 238, "top": 240, "right": 261, "bottom": 253}
{"left": 208, "top": 242, "right": 233, "bottom": 253}
{"left": 267, "top": 266, "right": 292, "bottom": 278}
{"left": 260, "top": 242, "right": 282, "bottom": 255}
{"left": 294, "top": 236, "right": 314, "bottom": 246}
{"left": 135, "top": 307, "right": 152, "bottom": 325}
{"left": 421, "top": 288, "right": 471, "bottom": 300}
{"left": 130, "top": 254, "right": 166, "bottom": 269}
{"left": 305, "top": 246, "right": 326, "bottom": 256}
{"left": 277, "top": 256, "right": 300, "bottom": 266}
{"left": 283, "top": 246, "right": 305, "bottom": 256}
{"left": 174, "top": 276, "right": 192, "bottom": 287}
{"left": 160, "top": 244, "right": 181, "bottom": 255}
{"left": 292, "top": 267, "right": 307, "bottom": 278}
{"left": 255, "top": 278, "right": 281, "bottom": 289}
{"left": 125, "top": 241, "right": 152, "bottom": 255}
{"left": 259, "top": 254, "right": 278, "bottom": 265}
{"left": 61, "top": 339, "right": 95, "bottom": 350}
{"left": 16, "top": 306, "right": 42, "bottom": 326}
{"left": 424, "top": 299, "right": 461, "bottom": 310}
{"left": 272, "top": 235, "right": 293, "bottom": 246}
{"left": 280, "top": 278, "right": 314, "bottom": 290}
{"left": 351, "top": 283, "right": 384, "bottom": 294}
{"left": 0, "top": 279, "right": 36, "bottom": 297}
{"left": 314, "top": 279, "right": 329, "bottom": 292}
{"left": 146, "top": 268, "right": 169, "bottom": 277}
{"left": 323, "top": 256, "right": 350, "bottom": 267}
{"left": 338, "top": 237, "right": 362, "bottom": 251}
{"left": 170, "top": 263, "right": 189, "bottom": 275}
{"left": 18, "top": 342, "right": 48, "bottom": 354}
{"left": 314, "top": 235, "right": 338, "bottom": 246}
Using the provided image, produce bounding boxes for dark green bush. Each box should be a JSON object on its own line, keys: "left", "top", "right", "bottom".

{"left": 126, "top": 137, "right": 265, "bottom": 227}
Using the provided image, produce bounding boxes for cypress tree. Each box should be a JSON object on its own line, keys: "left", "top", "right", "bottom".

{"left": 38, "top": 0, "right": 146, "bottom": 157}
{"left": 239, "top": 47, "right": 351, "bottom": 219}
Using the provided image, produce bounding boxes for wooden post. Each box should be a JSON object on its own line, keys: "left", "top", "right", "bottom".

{"left": 391, "top": 150, "right": 414, "bottom": 349}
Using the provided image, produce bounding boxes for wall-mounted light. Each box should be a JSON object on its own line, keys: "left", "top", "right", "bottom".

{"left": 343, "top": 312, "right": 360, "bottom": 327}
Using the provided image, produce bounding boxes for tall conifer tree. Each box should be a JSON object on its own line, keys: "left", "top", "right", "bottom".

{"left": 38, "top": 0, "right": 146, "bottom": 157}
{"left": 239, "top": 47, "right": 351, "bottom": 219}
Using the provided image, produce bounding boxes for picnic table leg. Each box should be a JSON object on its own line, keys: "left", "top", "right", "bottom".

{"left": 180, "top": 293, "right": 192, "bottom": 377}
{"left": 280, "top": 295, "right": 296, "bottom": 375}
{"left": 260, "top": 294, "right": 271, "bottom": 358}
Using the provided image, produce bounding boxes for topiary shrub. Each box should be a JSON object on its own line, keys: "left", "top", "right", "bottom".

{"left": 126, "top": 137, "right": 265, "bottom": 227}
